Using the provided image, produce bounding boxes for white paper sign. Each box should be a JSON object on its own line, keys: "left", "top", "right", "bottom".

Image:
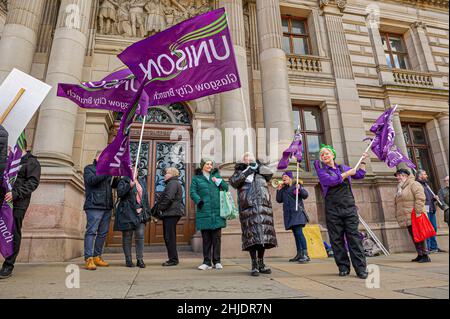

{"left": 0, "top": 68, "right": 52, "bottom": 147}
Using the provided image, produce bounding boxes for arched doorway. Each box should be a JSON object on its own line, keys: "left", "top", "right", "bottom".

{"left": 106, "top": 103, "right": 195, "bottom": 247}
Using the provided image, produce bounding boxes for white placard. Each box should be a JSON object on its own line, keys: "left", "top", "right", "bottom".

{"left": 0, "top": 68, "right": 52, "bottom": 146}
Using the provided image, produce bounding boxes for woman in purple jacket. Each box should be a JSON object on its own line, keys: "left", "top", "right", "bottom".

{"left": 314, "top": 145, "right": 369, "bottom": 279}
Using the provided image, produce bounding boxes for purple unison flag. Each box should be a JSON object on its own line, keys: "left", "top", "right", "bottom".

{"left": 0, "top": 134, "right": 26, "bottom": 258}
{"left": 57, "top": 69, "right": 149, "bottom": 116}
{"left": 278, "top": 133, "right": 303, "bottom": 170}
{"left": 368, "top": 107, "right": 416, "bottom": 169}
{"left": 96, "top": 83, "right": 144, "bottom": 178}
{"left": 118, "top": 8, "right": 241, "bottom": 106}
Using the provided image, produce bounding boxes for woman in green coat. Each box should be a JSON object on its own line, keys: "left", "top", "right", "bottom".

{"left": 190, "top": 159, "right": 229, "bottom": 270}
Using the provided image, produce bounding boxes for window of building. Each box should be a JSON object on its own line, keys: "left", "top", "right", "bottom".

{"left": 292, "top": 106, "right": 324, "bottom": 172}
{"left": 402, "top": 123, "right": 438, "bottom": 190}
{"left": 381, "top": 33, "right": 410, "bottom": 69}
{"left": 282, "top": 16, "right": 311, "bottom": 55}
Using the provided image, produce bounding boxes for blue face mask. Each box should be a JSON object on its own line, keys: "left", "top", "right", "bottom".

{"left": 250, "top": 162, "right": 258, "bottom": 169}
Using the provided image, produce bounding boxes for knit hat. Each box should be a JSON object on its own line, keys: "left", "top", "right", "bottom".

{"left": 283, "top": 171, "right": 294, "bottom": 179}
{"left": 200, "top": 158, "right": 214, "bottom": 170}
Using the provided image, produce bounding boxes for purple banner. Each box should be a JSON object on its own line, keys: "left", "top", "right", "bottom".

{"left": 118, "top": 8, "right": 241, "bottom": 106}
{"left": 57, "top": 69, "right": 149, "bottom": 116}
{"left": 0, "top": 134, "right": 26, "bottom": 258}
{"left": 96, "top": 84, "right": 144, "bottom": 178}
{"left": 278, "top": 133, "right": 303, "bottom": 170}
{"left": 368, "top": 107, "right": 416, "bottom": 169}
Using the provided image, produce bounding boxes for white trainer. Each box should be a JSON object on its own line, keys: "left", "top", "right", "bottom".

{"left": 214, "top": 263, "right": 224, "bottom": 270}
{"left": 198, "top": 264, "right": 213, "bottom": 270}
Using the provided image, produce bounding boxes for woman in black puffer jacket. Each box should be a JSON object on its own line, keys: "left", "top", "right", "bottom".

{"left": 230, "top": 152, "right": 277, "bottom": 277}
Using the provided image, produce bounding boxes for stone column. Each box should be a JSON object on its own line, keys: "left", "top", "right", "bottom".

{"left": 33, "top": 0, "right": 92, "bottom": 166}
{"left": 392, "top": 111, "right": 410, "bottom": 170}
{"left": 256, "top": 0, "right": 294, "bottom": 162}
{"left": 0, "top": 0, "right": 45, "bottom": 82}
{"left": 218, "top": 0, "right": 253, "bottom": 162}
{"left": 321, "top": 1, "right": 367, "bottom": 165}
{"left": 20, "top": 0, "right": 94, "bottom": 263}
{"left": 438, "top": 113, "right": 449, "bottom": 166}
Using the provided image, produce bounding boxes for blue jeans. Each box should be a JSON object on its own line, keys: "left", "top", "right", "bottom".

{"left": 292, "top": 225, "right": 307, "bottom": 252}
{"left": 84, "top": 209, "right": 112, "bottom": 259}
{"left": 426, "top": 211, "right": 439, "bottom": 251}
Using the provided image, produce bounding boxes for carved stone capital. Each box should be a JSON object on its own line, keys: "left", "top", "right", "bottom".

{"left": 320, "top": 0, "right": 346, "bottom": 12}
{"left": 411, "top": 21, "right": 426, "bottom": 29}
{"left": 0, "top": 0, "right": 6, "bottom": 12}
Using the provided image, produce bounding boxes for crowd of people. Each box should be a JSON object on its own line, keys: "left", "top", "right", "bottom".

{"left": 0, "top": 132, "right": 448, "bottom": 280}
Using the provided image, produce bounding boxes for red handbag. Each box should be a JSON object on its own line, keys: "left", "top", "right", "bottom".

{"left": 411, "top": 209, "right": 437, "bottom": 243}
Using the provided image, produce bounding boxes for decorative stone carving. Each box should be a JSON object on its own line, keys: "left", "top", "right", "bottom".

{"left": 0, "top": 0, "right": 6, "bottom": 12}
{"left": 97, "top": 0, "right": 213, "bottom": 37}
{"left": 320, "top": 0, "right": 346, "bottom": 12}
{"left": 411, "top": 21, "right": 426, "bottom": 29}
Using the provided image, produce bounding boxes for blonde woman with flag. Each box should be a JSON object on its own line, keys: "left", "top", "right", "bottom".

{"left": 314, "top": 145, "right": 369, "bottom": 279}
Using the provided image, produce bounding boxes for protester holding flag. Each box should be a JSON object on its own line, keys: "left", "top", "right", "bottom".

{"left": 394, "top": 169, "right": 430, "bottom": 263}
{"left": 438, "top": 176, "right": 449, "bottom": 226}
{"left": 190, "top": 159, "right": 228, "bottom": 271}
{"left": 0, "top": 125, "right": 8, "bottom": 203}
{"left": 230, "top": 152, "right": 277, "bottom": 277}
{"left": 276, "top": 172, "right": 310, "bottom": 263}
{"left": 314, "top": 145, "right": 369, "bottom": 279}
{"left": 0, "top": 136, "right": 41, "bottom": 279}
{"left": 114, "top": 170, "right": 150, "bottom": 269}
{"left": 415, "top": 170, "right": 445, "bottom": 253}
{"left": 82, "top": 152, "right": 115, "bottom": 271}
{"left": 157, "top": 167, "right": 184, "bottom": 267}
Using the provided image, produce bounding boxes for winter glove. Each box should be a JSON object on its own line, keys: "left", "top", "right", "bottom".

{"left": 198, "top": 201, "right": 205, "bottom": 210}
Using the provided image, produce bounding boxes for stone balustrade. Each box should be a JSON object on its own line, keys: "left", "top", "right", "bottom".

{"left": 392, "top": 69, "right": 434, "bottom": 87}
{"left": 286, "top": 54, "right": 323, "bottom": 72}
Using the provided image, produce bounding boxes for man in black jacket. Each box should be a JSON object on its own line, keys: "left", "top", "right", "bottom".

{"left": 83, "top": 152, "right": 115, "bottom": 271}
{"left": 0, "top": 125, "right": 8, "bottom": 203}
{"left": 0, "top": 140, "right": 41, "bottom": 279}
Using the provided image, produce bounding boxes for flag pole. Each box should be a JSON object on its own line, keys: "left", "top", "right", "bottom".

{"left": 296, "top": 161, "right": 300, "bottom": 211}
{"left": 0, "top": 88, "right": 26, "bottom": 125}
{"left": 240, "top": 88, "right": 254, "bottom": 156}
{"left": 134, "top": 116, "right": 146, "bottom": 179}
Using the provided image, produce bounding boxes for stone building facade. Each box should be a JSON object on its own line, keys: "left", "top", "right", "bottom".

{"left": 0, "top": 0, "right": 448, "bottom": 262}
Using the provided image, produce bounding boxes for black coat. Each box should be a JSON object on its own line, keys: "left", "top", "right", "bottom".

{"left": 83, "top": 161, "right": 113, "bottom": 211}
{"left": 0, "top": 125, "right": 8, "bottom": 187}
{"left": 12, "top": 152, "right": 41, "bottom": 211}
{"left": 229, "top": 161, "right": 278, "bottom": 251}
{"left": 157, "top": 176, "right": 185, "bottom": 218}
{"left": 114, "top": 177, "right": 149, "bottom": 231}
{"left": 276, "top": 184, "right": 309, "bottom": 230}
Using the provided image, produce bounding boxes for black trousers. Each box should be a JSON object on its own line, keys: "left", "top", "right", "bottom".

{"left": 3, "top": 209, "right": 26, "bottom": 269}
{"left": 407, "top": 225, "right": 428, "bottom": 256}
{"left": 326, "top": 206, "right": 367, "bottom": 273}
{"left": 163, "top": 216, "right": 181, "bottom": 263}
{"left": 201, "top": 229, "right": 222, "bottom": 266}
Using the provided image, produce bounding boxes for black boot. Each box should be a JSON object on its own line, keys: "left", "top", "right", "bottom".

{"left": 125, "top": 258, "right": 135, "bottom": 268}
{"left": 137, "top": 259, "right": 146, "bottom": 269}
{"left": 258, "top": 259, "right": 272, "bottom": 274}
{"left": 289, "top": 251, "right": 302, "bottom": 262}
{"left": 251, "top": 259, "right": 260, "bottom": 277}
{"left": 411, "top": 255, "right": 422, "bottom": 262}
{"left": 418, "top": 255, "right": 431, "bottom": 263}
{"left": 0, "top": 265, "right": 13, "bottom": 280}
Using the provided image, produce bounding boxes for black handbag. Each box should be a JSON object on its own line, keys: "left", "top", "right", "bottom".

{"left": 151, "top": 203, "right": 164, "bottom": 220}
